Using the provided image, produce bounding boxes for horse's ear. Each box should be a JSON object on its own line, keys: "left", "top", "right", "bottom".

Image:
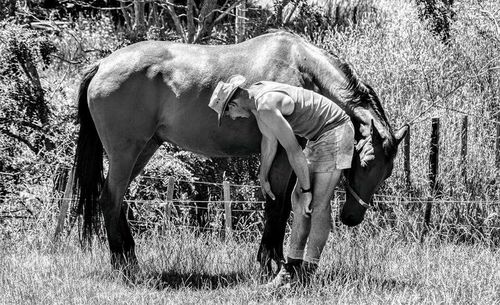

{"left": 370, "top": 120, "right": 383, "bottom": 145}
{"left": 394, "top": 125, "right": 409, "bottom": 145}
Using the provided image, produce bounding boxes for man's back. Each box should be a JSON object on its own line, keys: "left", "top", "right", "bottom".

{"left": 249, "top": 81, "right": 349, "bottom": 141}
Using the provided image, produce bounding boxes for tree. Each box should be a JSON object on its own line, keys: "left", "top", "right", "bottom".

{"left": 416, "top": 0, "right": 455, "bottom": 43}
{"left": 117, "top": 0, "right": 247, "bottom": 43}
{"left": 0, "top": 24, "right": 57, "bottom": 155}
{"left": 0, "top": 0, "right": 17, "bottom": 20}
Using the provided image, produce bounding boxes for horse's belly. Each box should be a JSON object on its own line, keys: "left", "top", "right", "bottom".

{"left": 157, "top": 116, "right": 261, "bottom": 157}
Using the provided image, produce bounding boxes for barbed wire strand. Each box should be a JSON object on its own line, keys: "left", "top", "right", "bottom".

{"left": 2, "top": 193, "right": 500, "bottom": 206}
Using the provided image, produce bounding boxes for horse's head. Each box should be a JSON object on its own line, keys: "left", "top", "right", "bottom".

{"left": 340, "top": 121, "right": 408, "bottom": 226}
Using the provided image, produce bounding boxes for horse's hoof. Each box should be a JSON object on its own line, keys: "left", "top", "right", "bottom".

{"left": 111, "top": 252, "right": 140, "bottom": 278}
{"left": 258, "top": 254, "right": 282, "bottom": 279}
{"left": 112, "top": 262, "right": 141, "bottom": 283}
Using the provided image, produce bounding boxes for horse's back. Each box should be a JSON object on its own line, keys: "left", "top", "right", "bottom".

{"left": 90, "top": 31, "right": 306, "bottom": 94}
{"left": 86, "top": 32, "right": 310, "bottom": 157}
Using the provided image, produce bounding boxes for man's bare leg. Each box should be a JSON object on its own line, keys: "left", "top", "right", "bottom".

{"left": 304, "top": 170, "right": 343, "bottom": 264}
{"left": 265, "top": 169, "right": 342, "bottom": 288}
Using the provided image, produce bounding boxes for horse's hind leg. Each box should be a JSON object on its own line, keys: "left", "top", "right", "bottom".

{"left": 102, "top": 136, "right": 162, "bottom": 270}
{"left": 130, "top": 136, "right": 162, "bottom": 181}
{"left": 101, "top": 143, "right": 146, "bottom": 269}
{"left": 125, "top": 137, "right": 162, "bottom": 221}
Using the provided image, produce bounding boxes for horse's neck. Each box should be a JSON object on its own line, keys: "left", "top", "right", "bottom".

{"left": 299, "top": 46, "right": 387, "bottom": 138}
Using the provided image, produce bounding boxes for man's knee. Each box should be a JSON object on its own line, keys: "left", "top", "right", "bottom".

{"left": 310, "top": 195, "right": 332, "bottom": 212}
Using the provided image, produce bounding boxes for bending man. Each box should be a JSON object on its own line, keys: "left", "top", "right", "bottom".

{"left": 209, "top": 75, "right": 355, "bottom": 287}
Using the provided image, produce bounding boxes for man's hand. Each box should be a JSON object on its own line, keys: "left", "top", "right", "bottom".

{"left": 260, "top": 177, "right": 276, "bottom": 200}
{"left": 292, "top": 190, "right": 313, "bottom": 217}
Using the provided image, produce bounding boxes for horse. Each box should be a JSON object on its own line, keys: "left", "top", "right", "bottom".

{"left": 73, "top": 31, "right": 408, "bottom": 272}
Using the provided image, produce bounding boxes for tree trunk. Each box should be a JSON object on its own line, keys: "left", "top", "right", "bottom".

{"left": 134, "top": 0, "right": 146, "bottom": 41}
{"left": 186, "top": 0, "right": 196, "bottom": 43}
{"left": 194, "top": 0, "right": 218, "bottom": 43}
{"left": 235, "top": 1, "right": 246, "bottom": 43}
{"left": 8, "top": 0, "right": 16, "bottom": 16}
{"left": 15, "top": 51, "right": 54, "bottom": 152}
{"left": 120, "top": 1, "right": 133, "bottom": 32}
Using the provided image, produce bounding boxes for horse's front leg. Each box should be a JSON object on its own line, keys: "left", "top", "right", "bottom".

{"left": 257, "top": 144, "right": 295, "bottom": 275}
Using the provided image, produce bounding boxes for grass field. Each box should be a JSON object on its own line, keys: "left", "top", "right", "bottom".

{"left": 1, "top": 218, "right": 499, "bottom": 305}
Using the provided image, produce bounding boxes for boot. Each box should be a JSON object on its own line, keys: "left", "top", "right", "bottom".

{"left": 299, "top": 261, "right": 318, "bottom": 285}
{"left": 262, "top": 259, "right": 302, "bottom": 289}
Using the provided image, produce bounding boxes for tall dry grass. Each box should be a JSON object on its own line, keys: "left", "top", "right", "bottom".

{"left": 1, "top": 201, "right": 499, "bottom": 305}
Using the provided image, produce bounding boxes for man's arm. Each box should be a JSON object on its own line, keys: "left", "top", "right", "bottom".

{"left": 256, "top": 101, "right": 311, "bottom": 194}
{"left": 257, "top": 122, "right": 278, "bottom": 200}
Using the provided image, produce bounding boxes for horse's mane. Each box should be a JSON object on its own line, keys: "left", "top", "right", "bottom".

{"left": 261, "top": 30, "right": 398, "bottom": 157}
{"left": 326, "top": 51, "right": 398, "bottom": 157}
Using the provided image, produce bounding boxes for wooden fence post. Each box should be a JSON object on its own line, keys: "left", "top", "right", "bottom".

{"left": 53, "top": 167, "right": 74, "bottom": 242}
{"left": 404, "top": 126, "right": 411, "bottom": 193}
{"left": 163, "top": 176, "right": 175, "bottom": 232}
{"left": 496, "top": 120, "right": 500, "bottom": 181}
{"left": 420, "top": 196, "right": 433, "bottom": 243}
{"left": 235, "top": 0, "right": 246, "bottom": 43}
{"left": 422, "top": 118, "right": 440, "bottom": 241}
{"left": 460, "top": 115, "right": 468, "bottom": 185}
{"left": 223, "top": 181, "right": 232, "bottom": 237}
{"left": 429, "top": 118, "right": 440, "bottom": 195}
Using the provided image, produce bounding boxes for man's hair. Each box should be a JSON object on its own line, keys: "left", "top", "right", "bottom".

{"left": 231, "top": 87, "right": 244, "bottom": 101}
{"left": 226, "top": 100, "right": 237, "bottom": 110}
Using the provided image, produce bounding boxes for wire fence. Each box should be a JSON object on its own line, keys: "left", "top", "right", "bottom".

{"left": 1, "top": 179, "right": 500, "bottom": 245}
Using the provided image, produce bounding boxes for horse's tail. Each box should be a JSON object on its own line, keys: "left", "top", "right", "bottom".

{"left": 73, "top": 62, "right": 104, "bottom": 245}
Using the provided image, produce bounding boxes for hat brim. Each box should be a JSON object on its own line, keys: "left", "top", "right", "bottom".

{"left": 217, "top": 87, "right": 240, "bottom": 126}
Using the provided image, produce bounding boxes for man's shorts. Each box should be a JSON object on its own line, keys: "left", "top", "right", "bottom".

{"left": 304, "top": 121, "right": 355, "bottom": 172}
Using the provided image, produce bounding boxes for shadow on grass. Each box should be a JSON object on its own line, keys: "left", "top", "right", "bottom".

{"left": 320, "top": 266, "right": 420, "bottom": 291}
{"left": 125, "top": 264, "right": 418, "bottom": 294}
{"left": 146, "top": 270, "right": 250, "bottom": 290}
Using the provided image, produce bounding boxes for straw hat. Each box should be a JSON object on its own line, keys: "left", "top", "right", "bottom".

{"left": 209, "top": 75, "right": 246, "bottom": 126}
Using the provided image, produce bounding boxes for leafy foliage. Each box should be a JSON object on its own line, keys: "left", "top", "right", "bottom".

{"left": 0, "top": 23, "right": 57, "bottom": 153}
{"left": 0, "top": 0, "right": 16, "bottom": 21}
{"left": 0, "top": 22, "right": 79, "bottom": 196}
{"left": 416, "top": 0, "right": 455, "bottom": 43}
{"left": 0, "top": 0, "right": 499, "bottom": 206}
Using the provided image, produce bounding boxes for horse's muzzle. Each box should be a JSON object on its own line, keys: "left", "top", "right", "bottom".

{"left": 340, "top": 192, "right": 368, "bottom": 226}
{"left": 340, "top": 212, "right": 365, "bottom": 226}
